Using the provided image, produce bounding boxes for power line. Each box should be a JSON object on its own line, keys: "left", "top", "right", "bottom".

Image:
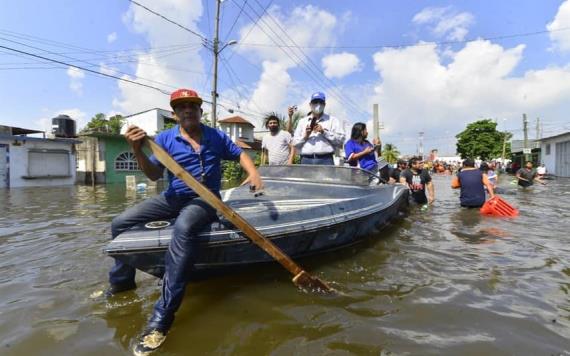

{"left": 236, "top": 26, "right": 570, "bottom": 50}
{"left": 0, "top": 44, "right": 173, "bottom": 94}
{"left": 0, "top": 45, "right": 268, "bottom": 121}
{"left": 249, "top": 0, "right": 367, "bottom": 118}
{"left": 127, "top": 0, "right": 207, "bottom": 42}
{"left": 240, "top": 0, "right": 368, "bottom": 119}
{"left": 224, "top": 0, "right": 248, "bottom": 42}
{"left": 0, "top": 36, "right": 181, "bottom": 90}
{"left": 226, "top": 0, "right": 273, "bottom": 61}
{"left": 220, "top": 54, "right": 268, "bottom": 117}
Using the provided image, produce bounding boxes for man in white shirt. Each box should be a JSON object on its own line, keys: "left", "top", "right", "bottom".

{"left": 261, "top": 114, "right": 294, "bottom": 165}
{"left": 292, "top": 92, "right": 345, "bottom": 165}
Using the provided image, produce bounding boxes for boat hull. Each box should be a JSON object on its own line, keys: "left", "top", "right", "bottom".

{"left": 105, "top": 166, "right": 409, "bottom": 279}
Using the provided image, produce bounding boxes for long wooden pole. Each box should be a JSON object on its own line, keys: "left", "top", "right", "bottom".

{"left": 144, "top": 137, "right": 333, "bottom": 293}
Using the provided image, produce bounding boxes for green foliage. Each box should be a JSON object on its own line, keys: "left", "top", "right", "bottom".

{"left": 163, "top": 121, "right": 176, "bottom": 130}
{"left": 107, "top": 115, "right": 124, "bottom": 134}
{"left": 456, "top": 119, "right": 511, "bottom": 160}
{"left": 222, "top": 160, "right": 244, "bottom": 182}
{"left": 253, "top": 152, "right": 262, "bottom": 167}
{"left": 289, "top": 110, "right": 305, "bottom": 131}
{"left": 83, "top": 113, "right": 124, "bottom": 134}
{"left": 292, "top": 154, "right": 301, "bottom": 164}
{"left": 382, "top": 143, "right": 400, "bottom": 164}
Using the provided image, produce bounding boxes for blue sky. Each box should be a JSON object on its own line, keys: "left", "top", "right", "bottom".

{"left": 1, "top": 0, "right": 570, "bottom": 154}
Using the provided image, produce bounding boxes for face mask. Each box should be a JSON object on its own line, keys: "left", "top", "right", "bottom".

{"left": 269, "top": 126, "right": 279, "bottom": 133}
{"left": 312, "top": 104, "right": 324, "bottom": 115}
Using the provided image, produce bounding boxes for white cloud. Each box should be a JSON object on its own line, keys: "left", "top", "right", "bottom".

{"left": 66, "top": 67, "right": 85, "bottom": 95}
{"left": 547, "top": 0, "right": 570, "bottom": 51}
{"left": 369, "top": 40, "right": 570, "bottom": 153}
{"left": 114, "top": 0, "right": 205, "bottom": 115}
{"left": 322, "top": 52, "right": 362, "bottom": 79}
{"left": 234, "top": 5, "right": 345, "bottom": 126}
{"left": 413, "top": 6, "right": 474, "bottom": 41}
{"left": 107, "top": 32, "right": 118, "bottom": 43}
{"left": 237, "top": 5, "right": 337, "bottom": 65}
{"left": 35, "top": 108, "right": 88, "bottom": 134}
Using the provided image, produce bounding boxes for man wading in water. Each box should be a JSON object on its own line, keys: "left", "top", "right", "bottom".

{"left": 106, "top": 88, "right": 263, "bottom": 354}
{"left": 451, "top": 158, "right": 495, "bottom": 208}
{"left": 399, "top": 156, "right": 435, "bottom": 206}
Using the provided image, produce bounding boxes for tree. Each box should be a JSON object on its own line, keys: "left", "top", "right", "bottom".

{"left": 83, "top": 113, "right": 124, "bottom": 134}
{"left": 84, "top": 113, "right": 108, "bottom": 132}
{"left": 382, "top": 143, "right": 400, "bottom": 163}
{"left": 456, "top": 119, "right": 511, "bottom": 160}
{"left": 107, "top": 114, "right": 124, "bottom": 134}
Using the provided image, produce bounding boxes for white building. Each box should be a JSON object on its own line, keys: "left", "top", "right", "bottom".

{"left": 539, "top": 131, "right": 570, "bottom": 177}
{"left": 0, "top": 126, "right": 79, "bottom": 188}
{"left": 121, "top": 108, "right": 176, "bottom": 136}
{"left": 218, "top": 116, "right": 255, "bottom": 142}
{"left": 218, "top": 116, "right": 261, "bottom": 155}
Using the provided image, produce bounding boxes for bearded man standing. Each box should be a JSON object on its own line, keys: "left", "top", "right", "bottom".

{"left": 261, "top": 113, "right": 295, "bottom": 165}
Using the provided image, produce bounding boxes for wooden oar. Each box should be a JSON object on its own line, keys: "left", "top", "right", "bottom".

{"left": 144, "top": 137, "right": 334, "bottom": 294}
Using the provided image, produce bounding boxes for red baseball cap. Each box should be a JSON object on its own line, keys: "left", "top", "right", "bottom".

{"left": 170, "top": 88, "right": 203, "bottom": 109}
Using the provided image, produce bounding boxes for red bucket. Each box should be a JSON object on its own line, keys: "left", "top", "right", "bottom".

{"left": 480, "top": 196, "right": 519, "bottom": 217}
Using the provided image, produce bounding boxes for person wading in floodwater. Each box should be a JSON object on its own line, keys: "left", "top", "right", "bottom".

{"left": 399, "top": 156, "right": 435, "bottom": 206}
{"left": 106, "top": 88, "right": 263, "bottom": 355}
{"left": 452, "top": 158, "right": 495, "bottom": 208}
{"left": 516, "top": 161, "right": 545, "bottom": 187}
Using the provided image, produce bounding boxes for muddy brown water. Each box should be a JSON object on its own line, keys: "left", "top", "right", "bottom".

{"left": 1, "top": 175, "right": 569, "bottom": 355}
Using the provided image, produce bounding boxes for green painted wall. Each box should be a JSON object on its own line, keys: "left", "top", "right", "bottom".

{"left": 103, "top": 136, "right": 147, "bottom": 184}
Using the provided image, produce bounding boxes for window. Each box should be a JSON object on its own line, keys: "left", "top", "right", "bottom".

{"left": 115, "top": 152, "right": 139, "bottom": 171}
{"left": 238, "top": 126, "right": 243, "bottom": 137}
{"left": 545, "top": 143, "right": 551, "bottom": 155}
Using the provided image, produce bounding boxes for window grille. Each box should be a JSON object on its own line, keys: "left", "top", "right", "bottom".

{"left": 115, "top": 152, "right": 139, "bottom": 171}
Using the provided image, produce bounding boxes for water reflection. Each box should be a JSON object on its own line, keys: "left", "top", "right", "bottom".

{"left": 0, "top": 177, "right": 569, "bottom": 355}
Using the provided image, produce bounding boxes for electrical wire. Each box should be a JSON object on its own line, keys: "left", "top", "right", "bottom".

{"left": 127, "top": 0, "right": 207, "bottom": 42}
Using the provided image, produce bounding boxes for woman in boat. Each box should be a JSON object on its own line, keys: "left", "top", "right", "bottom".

{"left": 344, "top": 122, "right": 380, "bottom": 173}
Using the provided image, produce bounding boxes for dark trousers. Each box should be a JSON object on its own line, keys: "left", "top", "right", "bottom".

{"left": 109, "top": 194, "right": 217, "bottom": 330}
{"left": 300, "top": 154, "right": 334, "bottom": 165}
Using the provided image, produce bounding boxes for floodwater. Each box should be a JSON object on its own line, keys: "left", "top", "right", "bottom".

{"left": 1, "top": 175, "right": 569, "bottom": 356}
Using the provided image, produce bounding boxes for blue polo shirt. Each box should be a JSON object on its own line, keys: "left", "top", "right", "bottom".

{"left": 344, "top": 139, "right": 378, "bottom": 172}
{"left": 149, "top": 124, "right": 242, "bottom": 198}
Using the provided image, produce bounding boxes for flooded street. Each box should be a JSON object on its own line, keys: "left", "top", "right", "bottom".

{"left": 1, "top": 176, "right": 569, "bottom": 355}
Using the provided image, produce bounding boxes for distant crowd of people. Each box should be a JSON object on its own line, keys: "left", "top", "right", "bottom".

{"left": 260, "top": 91, "right": 547, "bottom": 210}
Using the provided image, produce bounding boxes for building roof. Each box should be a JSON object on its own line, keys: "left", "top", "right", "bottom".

{"left": 0, "top": 133, "right": 80, "bottom": 144}
{"left": 539, "top": 131, "right": 570, "bottom": 142}
{"left": 218, "top": 116, "right": 255, "bottom": 127}
{"left": 236, "top": 139, "right": 262, "bottom": 150}
{"left": 0, "top": 125, "right": 44, "bottom": 135}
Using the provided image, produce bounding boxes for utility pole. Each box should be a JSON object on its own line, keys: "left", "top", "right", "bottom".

{"left": 418, "top": 131, "right": 424, "bottom": 160}
{"left": 501, "top": 132, "right": 507, "bottom": 164}
{"left": 523, "top": 113, "right": 530, "bottom": 162}
{"left": 208, "top": 0, "right": 237, "bottom": 128}
{"left": 535, "top": 117, "right": 541, "bottom": 140}
{"left": 373, "top": 104, "right": 379, "bottom": 142}
{"left": 211, "top": 0, "right": 222, "bottom": 129}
